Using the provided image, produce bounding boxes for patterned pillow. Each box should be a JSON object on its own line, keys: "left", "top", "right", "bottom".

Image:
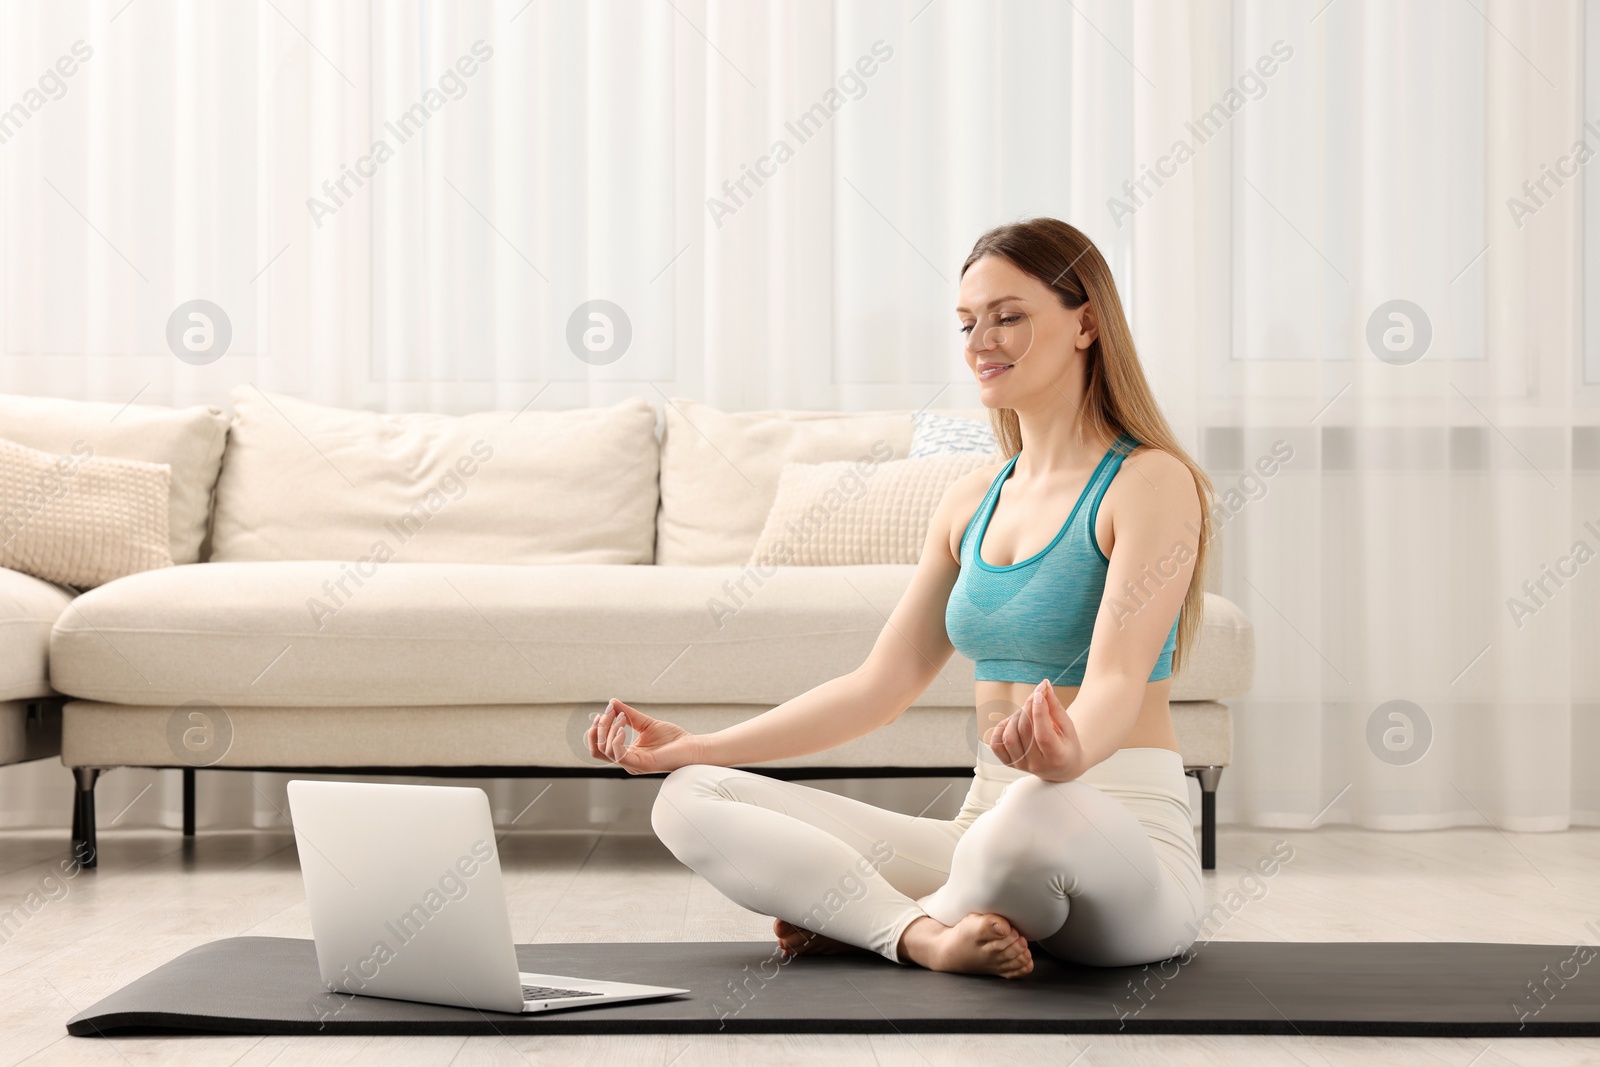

{"left": 748, "top": 452, "right": 999, "bottom": 566}
{"left": 910, "top": 411, "right": 1002, "bottom": 457}
{"left": 0, "top": 436, "right": 174, "bottom": 589}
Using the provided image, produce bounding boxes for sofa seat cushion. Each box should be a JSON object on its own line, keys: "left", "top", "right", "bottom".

{"left": 49, "top": 562, "right": 1253, "bottom": 709}
{"left": 0, "top": 567, "right": 75, "bottom": 701}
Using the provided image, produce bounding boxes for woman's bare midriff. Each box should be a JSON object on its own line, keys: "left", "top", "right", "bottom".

{"left": 974, "top": 677, "right": 1179, "bottom": 757}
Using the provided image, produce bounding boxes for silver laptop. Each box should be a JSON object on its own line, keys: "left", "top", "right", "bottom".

{"left": 287, "top": 779, "right": 688, "bottom": 1014}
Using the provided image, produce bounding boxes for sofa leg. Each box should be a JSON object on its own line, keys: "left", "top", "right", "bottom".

{"left": 72, "top": 767, "right": 102, "bottom": 870}
{"left": 183, "top": 768, "right": 196, "bottom": 837}
{"left": 1186, "top": 766, "right": 1224, "bottom": 871}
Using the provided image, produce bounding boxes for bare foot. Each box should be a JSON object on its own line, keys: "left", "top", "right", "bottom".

{"left": 773, "top": 918, "right": 863, "bottom": 956}
{"left": 896, "top": 913, "right": 1034, "bottom": 978}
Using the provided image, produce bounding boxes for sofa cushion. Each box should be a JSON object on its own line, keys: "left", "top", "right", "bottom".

{"left": 0, "top": 393, "right": 228, "bottom": 564}
{"left": 0, "top": 567, "right": 75, "bottom": 701}
{"left": 49, "top": 562, "right": 1252, "bottom": 708}
{"left": 0, "top": 436, "right": 175, "bottom": 588}
{"left": 210, "top": 389, "right": 660, "bottom": 565}
{"left": 749, "top": 452, "right": 998, "bottom": 567}
{"left": 655, "top": 398, "right": 915, "bottom": 566}
{"left": 910, "top": 409, "right": 999, "bottom": 457}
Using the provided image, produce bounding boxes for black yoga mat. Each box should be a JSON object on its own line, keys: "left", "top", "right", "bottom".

{"left": 65, "top": 936, "right": 1600, "bottom": 1037}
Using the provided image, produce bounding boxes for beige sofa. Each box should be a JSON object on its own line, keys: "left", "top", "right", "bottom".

{"left": 7, "top": 389, "right": 1254, "bottom": 869}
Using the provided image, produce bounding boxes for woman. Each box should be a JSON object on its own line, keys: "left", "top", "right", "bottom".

{"left": 587, "top": 217, "right": 1215, "bottom": 979}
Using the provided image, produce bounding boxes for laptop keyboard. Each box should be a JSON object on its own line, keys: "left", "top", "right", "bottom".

{"left": 522, "top": 984, "right": 603, "bottom": 1001}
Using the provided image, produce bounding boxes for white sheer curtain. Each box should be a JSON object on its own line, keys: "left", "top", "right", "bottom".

{"left": 0, "top": 0, "right": 1594, "bottom": 833}
{"left": 1134, "top": 0, "right": 1597, "bottom": 831}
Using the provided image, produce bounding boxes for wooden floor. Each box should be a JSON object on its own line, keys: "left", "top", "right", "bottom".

{"left": 2, "top": 807, "right": 1599, "bottom": 1065}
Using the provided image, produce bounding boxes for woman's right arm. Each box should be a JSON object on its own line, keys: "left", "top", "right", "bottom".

{"left": 590, "top": 467, "right": 990, "bottom": 772}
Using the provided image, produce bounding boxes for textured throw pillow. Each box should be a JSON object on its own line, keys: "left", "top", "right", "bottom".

{"left": 0, "top": 436, "right": 174, "bottom": 588}
{"left": 910, "top": 410, "right": 1001, "bottom": 458}
{"left": 656, "top": 398, "right": 914, "bottom": 566}
{"left": 748, "top": 452, "right": 1000, "bottom": 567}
{"left": 0, "top": 392, "right": 228, "bottom": 564}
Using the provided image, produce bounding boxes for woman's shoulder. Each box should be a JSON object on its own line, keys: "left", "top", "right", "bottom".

{"left": 1108, "top": 441, "right": 1199, "bottom": 517}
{"left": 1119, "top": 438, "right": 1188, "bottom": 479}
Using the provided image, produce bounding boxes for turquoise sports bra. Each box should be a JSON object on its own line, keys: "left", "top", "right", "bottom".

{"left": 945, "top": 433, "right": 1180, "bottom": 687}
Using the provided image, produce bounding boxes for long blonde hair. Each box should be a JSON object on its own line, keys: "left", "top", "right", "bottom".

{"left": 961, "top": 218, "right": 1214, "bottom": 676}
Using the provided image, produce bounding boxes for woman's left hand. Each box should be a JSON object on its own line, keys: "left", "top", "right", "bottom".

{"left": 984, "top": 679, "right": 1085, "bottom": 782}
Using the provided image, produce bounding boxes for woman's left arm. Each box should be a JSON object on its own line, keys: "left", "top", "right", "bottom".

{"left": 986, "top": 448, "right": 1202, "bottom": 782}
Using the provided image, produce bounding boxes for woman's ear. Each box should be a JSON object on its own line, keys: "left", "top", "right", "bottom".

{"left": 1076, "top": 302, "right": 1099, "bottom": 350}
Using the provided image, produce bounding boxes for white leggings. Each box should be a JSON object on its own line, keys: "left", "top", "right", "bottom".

{"left": 651, "top": 747, "right": 1204, "bottom": 966}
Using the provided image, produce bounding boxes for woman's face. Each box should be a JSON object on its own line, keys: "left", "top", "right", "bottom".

{"left": 956, "top": 254, "right": 1096, "bottom": 406}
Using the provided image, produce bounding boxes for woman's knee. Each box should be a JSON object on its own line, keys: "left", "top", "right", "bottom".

{"left": 650, "top": 763, "right": 722, "bottom": 845}
{"left": 987, "top": 775, "right": 1102, "bottom": 834}
{"left": 959, "top": 778, "right": 1107, "bottom": 876}
{"left": 956, "top": 785, "right": 1060, "bottom": 871}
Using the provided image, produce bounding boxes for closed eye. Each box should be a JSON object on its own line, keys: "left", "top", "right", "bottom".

{"left": 958, "top": 315, "right": 1022, "bottom": 335}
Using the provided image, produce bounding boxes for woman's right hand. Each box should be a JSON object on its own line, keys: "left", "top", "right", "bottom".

{"left": 586, "top": 698, "right": 704, "bottom": 775}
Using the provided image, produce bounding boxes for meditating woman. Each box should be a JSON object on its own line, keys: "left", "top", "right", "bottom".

{"left": 586, "top": 217, "right": 1215, "bottom": 978}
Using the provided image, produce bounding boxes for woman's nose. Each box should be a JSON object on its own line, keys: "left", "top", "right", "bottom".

{"left": 968, "top": 323, "right": 1008, "bottom": 354}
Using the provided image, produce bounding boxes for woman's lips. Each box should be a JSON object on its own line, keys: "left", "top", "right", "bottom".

{"left": 977, "top": 362, "right": 1013, "bottom": 381}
